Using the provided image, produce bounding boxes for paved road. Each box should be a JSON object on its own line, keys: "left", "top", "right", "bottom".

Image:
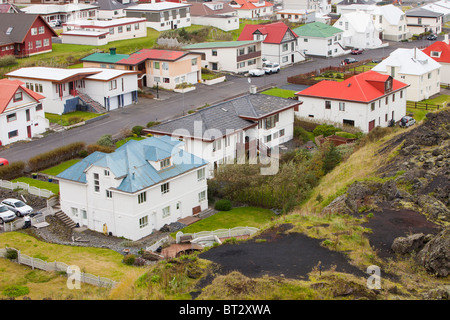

{"left": 0, "top": 37, "right": 438, "bottom": 163}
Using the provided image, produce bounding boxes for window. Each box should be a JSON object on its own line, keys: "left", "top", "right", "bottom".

{"left": 428, "top": 72, "right": 432, "bottom": 79}
{"left": 38, "top": 26, "right": 44, "bottom": 34}
{"left": 109, "top": 79, "right": 117, "bottom": 90}
{"left": 138, "top": 191, "right": 146, "bottom": 204}
{"left": 238, "top": 48, "right": 245, "bottom": 56}
{"left": 31, "top": 28, "right": 37, "bottom": 35}
{"left": 304, "top": 38, "right": 308, "bottom": 42}
{"left": 212, "top": 50, "right": 217, "bottom": 56}
{"left": 212, "top": 139, "right": 221, "bottom": 152}
{"left": 106, "top": 190, "right": 113, "bottom": 198}
{"left": 371, "top": 102, "right": 375, "bottom": 111}
{"left": 7, "top": 113, "right": 17, "bottom": 122}
{"left": 197, "top": 167, "right": 205, "bottom": 181}
{"left": 35, "top": 40, "right": 41, "bottom": 48}
{"left": 104, "top": 170, "right": 110, "bottom": 176}
{"left": 139, "top": 216, "right": 148, "bottom": 228}
{"left": 163, "top": 78, "right": 169, "bottom": 83}
{"left": 154, "top": 76, "right": 161, "bottom": 83}
{"left": 118, "top": 26, "right": 123, "bottom": 33}
{"left": 191, "top": 58, "right": 197, "bottom": 66}
{"left": 400, "top": 90, "right": 403, "bottom": 99}
{"left": 160, "top": 158, "right": 170, "bottom": 168}
{"left": 162, "top": 206, "right": 170, "bottom": 219}
{"left": 127, "top": 25, "right": 131, "bottom": 32}
{"left": 8, "top": 130, "right": 18, "bottom": 139}
{"left": 264, "top": 114, "right": 279, "bottom": 129}
{"left": 36, "top": 104, "right": 43, "bottom": 111}
{"left": 339, "top": 102, "right": 345, "bottom": 111}
{"left": 109, "top": 28, "right": 114, "bottom": 35}
{"left": 248, "top": 59, "right": 256, "bottom": 66}
{"left": 279, "top": 129, "right": 285, "bottom": 137}
{"left": 81, "top": 210, "right": 87, "bottom": 219}
{"left": 248, "top": 45, "right": 256, "bottom": 53}
{"left": 264, "top": 134, "right": 272, "bottom": 143}
{"left": 71, "top": 207, "right": 78, "bottom": 217}
{"left": 392, "top": 93, "right": 395, "bottom": 102}
{"left": 198, "top": 190, "right": 206, "bottom": 202}
{"left": 282, "top": 43, "right": 288, "bottom": 51}
{"left": 282, "top": 56, "right": 289, "bottom": 63}
{"left": 93, "top": 173, "right": 100, "bottom": 192}
{"left": 13, "top": 92, "right": 22, "bottom": 102}
{"left": 161, "top": 182, "right": 170, "bottom": 194}
{"left": 135, "top": 23, "right": 140, "bottom": 30}
{"left": 162, "top": 62, "right": 169, "bottom": 70}
{"left": 154, "top": 61, "right": 160, "bottom": 69}
{"left": 325, "top": 101, "right": 331, "bottom": 109}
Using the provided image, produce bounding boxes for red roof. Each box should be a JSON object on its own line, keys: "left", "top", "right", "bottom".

{"left": 238, "top": 21, "right": 297, "bottom": 44}
{"left": 0, "top": 79, "right": 45, "bottom": 113}
{"left": 231, "top": 0, "right": 273, "bottom": 10}
{"left": 296, "top": 71, "right": 409, "bottom": 103}
{"left": 422, "top": 41, "right": 450, "bottom": 63}
{"left": 116, "top": 49, "right": 189, "bottom": 65}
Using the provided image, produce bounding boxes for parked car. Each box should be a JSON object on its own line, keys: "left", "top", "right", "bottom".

{"left": 427, "top": 34, "right": 437, "bottom": 40}
{"left": 263, "top": 62, "right": 280, "bottom": 74}
{"left": 351, "top": 48, "right": 364, "bottom": 55}
{"left": 0, "top": 158, "right": 8, "bottom": 166}
{"left": 1, "top": 199, "right": 33, "bottom": 217}
{"left": 0, "top": 204, "right": 16, "bottom": 223}
{"left": 248, "top": 68, "right": 265, "bottom": 77}
{"left": 400, "top": 116, "right": 416, "bottom": 127}
{"left": 49, "top": 20, "right": 61, "bottom": 27}
{"left": 343, "top": 58, "right": 358, "bottom": 65}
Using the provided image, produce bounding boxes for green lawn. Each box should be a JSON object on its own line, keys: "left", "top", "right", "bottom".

{"left": 39, "top": 159, "right": 81, "bottom": 176}
{"left": 45, "top": 111, "right": 104, "bottom": 126}
{"left": 261, "top": 88, "right": 298, "bottom": 98}
{"left": 115, "top": 136, "right": 145, "bottom": 148}
{"left": 11, "top": 177, "right": 59, "bottom": 195}
{"left": 172, "top": 206, "right": 275, "bottom": 237}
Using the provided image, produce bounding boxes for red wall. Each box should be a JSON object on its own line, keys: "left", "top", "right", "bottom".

{"left": 17, "top": 17, "right": 54, "bottom": 58}
{"left": 0, "top": 44, "right": 14, "bottom": 57}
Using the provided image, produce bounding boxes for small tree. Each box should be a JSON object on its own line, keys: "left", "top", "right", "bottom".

{"left": 96, "top": 134, "right": 114, "bottom": 148}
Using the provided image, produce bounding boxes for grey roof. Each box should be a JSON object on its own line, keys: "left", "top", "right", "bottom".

{"left": 405, "top": 7, "right": 444, "bottom": 17}
{"left": 92, "top": 0, "right": 129, "bottom": 10}
{"left": 146, "top": 93, "right": 299, "bottom": 140}
{"left": 337, "top": 0, "right": 376, "bottom": 5}
{"left": 0, "top": 13, "right": 55, "bottom": 44}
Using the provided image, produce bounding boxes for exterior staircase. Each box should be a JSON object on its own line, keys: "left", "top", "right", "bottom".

{"left": 194, "top": 207, "right": 217, "bottom": 219}
{"left": 49, "top": 122, "right": 65, "bottom": 133}
{"left": 77, "top": 92, "right": 107, "bottom": 114}
{"left": 55, "top": 210, "right": 77, "bottom": 229}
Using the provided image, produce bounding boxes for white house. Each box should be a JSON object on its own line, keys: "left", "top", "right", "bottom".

{"left": 405, "top": 7, "right": 444, "bottom": 35}
{"left": 228, "top": 0, "right": 274, "bottom": 19}
{"left": 124, "top": 2, "right": 192, "bottom": 31}
{"left": 283, "top": 0, "right": 331, "bottom": 13}
{"left": 57, "top": 135, "right": 209, "bottom": 241}
{"left": 275, "top": 9, "right": 316, "bottom": 24}
{"left": 427, "top": 0, "right": 450, "bottom": 22}
{"left": 237, "top": 21, "right": 305, "bottom": 66}
{"left": 333, "top": 10, "right": 385, "bottom": 49}
{"left": 143, "top": 93, "right": 302, "bottom": 177}
{"left": 292, "top": 22, "right": 350, "bottom": 57}
{"left": 295, "top": 70, "right": 410, "bottom": 133}
{"left": 369, "top": 4, "right": 410, "bottom": 42}
{"left": 422, "top": 36, "right": 450, "bottom": 84}
{"left": 61, "top": 17, "right": 147, "bottom": 46}
{"left": 372, "top": 48, "right": 442, "bottom": 102}
{"left": 183, "top": 40, "right": 263, "bottom": 74}
{"left": 6, "top": 67, "right": 139, "bottom": 114}
{"left": 92, "top": 0, "right": 130, "bottom": 20}
{"left": 21, "top": 3, "right": 98, "bottom": 23}
{"left": 0, "top": 79, "right": 49, "bottom": 147}
{"left": 189, "top": 1, "right": 239, "bottom": 32}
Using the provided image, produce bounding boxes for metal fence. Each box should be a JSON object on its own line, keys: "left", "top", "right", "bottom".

{"left": 175, "top": 226, "right": 259, "bottom": 243}
{"left": 0, "top": 179, "right": 54, "bottom": 198}
{"left": 0, "top": 247, "right": 117, "bottom": 288}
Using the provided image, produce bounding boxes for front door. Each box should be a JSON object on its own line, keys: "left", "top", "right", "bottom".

{"left": 368, "top": 120, "right": 375, "bottom": 132}
{"left": 27, "top": 125, "right": 31, "bottom": 138}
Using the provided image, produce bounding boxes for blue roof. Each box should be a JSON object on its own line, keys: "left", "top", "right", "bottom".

{"left": 57, "top": 135, "right": 208, "bottom": 193}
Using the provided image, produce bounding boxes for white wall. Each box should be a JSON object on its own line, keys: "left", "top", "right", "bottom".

{"left": 190, "top": 15, "right": 239, "bottom": 31}
{"left": 298, "top": 33, "right": 348, "bottom": 57}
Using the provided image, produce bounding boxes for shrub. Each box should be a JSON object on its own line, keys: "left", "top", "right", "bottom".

{"left": 313, "top": 124, "right": 340, "bottom": 137}
{"left": 146, "top": 121, "right": 161, "bottom": 128}
{"left": 2, "top": 285, "right": 29, "bottom": 298}
{"left": 322, "top": 143, "right": 342, "bottom": 174}
{"left": 123, "top": 254, "right": 136, "bottom": 266}
{"left": 293, "top": 126, "right": 310, "bottom": 143}
{"left": 335, "top": 131, "right": 357, "bottom": 139}
{"left": 28, "top": 142, "right": 85, "bottom": 172}
{"left": 0, "top": 161, "right": 25, "bottom": 180}
{"left": 86, "top": 144, "right": 115, "bottom": 154}
{"left": 96, "top": 134, "right": 114, "bottom": 148}
{"left": 5, "top": 248, "right": 18, "bottom": 260}
{"left": 78, "top": 150, "right": 88, "bottom": 158}
{"left": 214, "top": 199, "right": 232, "bottom": 211}
{"left": 0, "top": 55, "right": 17, "bottom": 68}
{"left": 132, "top": 125, "right": 144, "bottom": 136}
{"left": 67, "top": 116, "right": 83, "bottom": 125}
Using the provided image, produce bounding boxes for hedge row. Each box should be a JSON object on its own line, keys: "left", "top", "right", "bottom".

{"left": 0, "top": 161, "right": 25, "bottom": 181}
{"left": 27, "top": 142, "right": 86, "bottom": 172}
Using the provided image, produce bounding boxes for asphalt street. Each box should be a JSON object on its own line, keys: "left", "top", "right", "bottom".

{"left": 0, "top": 37, "right": 439, "bottom": 163}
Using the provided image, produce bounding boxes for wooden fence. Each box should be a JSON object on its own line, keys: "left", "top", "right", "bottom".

{"left": 406, "top": 101, "right": 444, "bottom": 111}
{"left": 175, "top": 226, "right": 259, "bottom": 244}
{"left": 0, "top": 179, "right": 54, "bottom": 198}
{"left": 0, "top": 247, "right": 117, "bottom": 288}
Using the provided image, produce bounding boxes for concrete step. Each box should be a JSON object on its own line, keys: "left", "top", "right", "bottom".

{"left": 55, "top": 210, "right": 77, "bottom": 229}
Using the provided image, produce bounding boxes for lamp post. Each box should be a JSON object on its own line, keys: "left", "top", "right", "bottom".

{"left": 156, "top": 82, "right": 159, "bottom": 99}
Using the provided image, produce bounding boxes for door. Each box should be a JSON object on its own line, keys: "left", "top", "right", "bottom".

{"left": 27, "top": 125, "right": 32, "bottom": 138}
{"left": 368, "top": 120, "right": 375, "bottom": 132}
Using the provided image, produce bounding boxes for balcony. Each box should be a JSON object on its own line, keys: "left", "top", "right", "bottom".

{"left": 237, "top": 51, "right": 262, "bottom": 63}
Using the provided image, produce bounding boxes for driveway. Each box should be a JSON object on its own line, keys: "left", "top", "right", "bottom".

{"left": 0, "top": 38, "right": 436, "bottom": 163}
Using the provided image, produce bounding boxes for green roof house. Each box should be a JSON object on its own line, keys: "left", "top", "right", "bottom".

{"left": 81, "top": 48, "right": 131, "bottom": 70}
{"left": 293, "top": 22, "right": 350, "bottom": 57}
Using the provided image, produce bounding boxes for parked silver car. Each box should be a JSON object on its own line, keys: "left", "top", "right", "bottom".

{"left": 400, "top": 116, "right": 416, "bottom": 128}
{"left": 0, "top": 204, "right": 16, "bottom": 223}
{"left": 1, "top": 199, "right": 33, "bottom": 217}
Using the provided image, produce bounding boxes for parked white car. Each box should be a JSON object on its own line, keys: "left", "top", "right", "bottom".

{"left": 263, "top": 62, "right": 280, "bottom": 74}
{"left": 1, "top": 199, "right": 33, "bottom": 217}
{"left": 0, "top": 204, "right": 16, "bottom": 223}
{"left": 248, "top": 68, "right": 265, "bottom": 77}
{"left": 400, "top": 116, "right": 416, "bottom": 128}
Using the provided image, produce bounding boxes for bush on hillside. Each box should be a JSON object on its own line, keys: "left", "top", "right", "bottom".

{"left": 96, "top": 134, "right": 114, "bottom": 148}
{"left": 214, "top": 199, "right": 232, "bottom": 211}
{"left": 313, "top": 124, "right": 340, "bottom": 137}
{"left": 28, "top": 142, "right": 85, "bottom": 172}
{"left": 0, "top": 161, "right": 25, "bottom": 180}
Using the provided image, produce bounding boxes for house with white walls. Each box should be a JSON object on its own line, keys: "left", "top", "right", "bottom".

{"left": 275, "top": 9, "right": 316, "bottom": 24}
{"left": 369, "top": 4, "right": 410, "bottom": 42}
{"left": 237, "top": 21, "right": 305, "bottom": 66}
{"left": 295, "top": 70, "right": 409, "bottom": 133}
{"left": 228, "top": 0, "right": 274, "bottom": 19}
{"left": 57, "top": 135, "right": 208, "bottom": 241}
{"left": 6, "top": 67, "right": 139, "bottom": 114}
{"left": 189, "top": 1, "right": 239, "bottom": 32}
{"left": 143, "top": 93, "right": 302, "bottom": 177}
{"left": 333, "top": 10, "right": 385, "bottom": 49}
{"left": 183, "top": 40, "right": 263, "bottom": 74}
{"left": 372, "top": 48, "right": 441, "bottom": 102}
{"left": 0, "top": 79, "right": 48, "bottom": 147}
{"left": 405, "top": 7, "right": 444, "bottom": 35}
{"left": 61, "top": 17, "right": 147, "bottom": 46}
{"left": 292, "top": 22, "right": 349, "bottom": 57}
{"left": 21, "top": 3, "right": 98, "bottom": 23}
{"left": 422, "top": 36, "right": 450, "bottom": 84}
{"left": 283, "top": 0, "right": 331, "bottom": 13}
{"left": 92, "top": 0, "right": 131, "bottom": 20}
{"left": 124, "top": 2, "right": 192, "bottom": 31}
{"left": 335, "top": 0, "right": 377, "bottom": 15}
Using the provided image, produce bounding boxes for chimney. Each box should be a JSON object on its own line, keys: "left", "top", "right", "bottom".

{"left": 110, "top": 47, "right": 116, "bottom": 55}
{"left": 445, "top": 34, "right": 449, "bottom": 45}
